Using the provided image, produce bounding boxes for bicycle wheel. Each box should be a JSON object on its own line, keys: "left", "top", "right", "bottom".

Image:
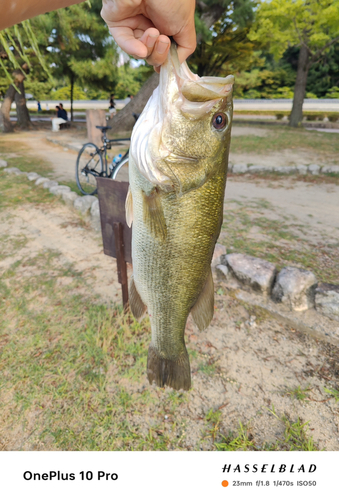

{"left": 111, "top": 154, "right": 129, "bottom": 182}
{"left": 76, "top": 143, "right": 104, "bottom": 195}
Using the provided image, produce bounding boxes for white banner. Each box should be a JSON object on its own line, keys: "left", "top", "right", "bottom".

{"left": 0, "top": 451, "right": 335, "bottom": 499}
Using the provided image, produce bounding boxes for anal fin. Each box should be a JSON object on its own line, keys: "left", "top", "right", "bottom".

{"left": 125, "top": 186, "right": 133, "bottom": 227}
{"left": 190, "top": 268, "right": 214, "bottom": 331}
{"left": 129, "top": 275, "right": 147, "bottom": 320}
{"left": 143, "top": 189, "right": 167, "bottom": 240}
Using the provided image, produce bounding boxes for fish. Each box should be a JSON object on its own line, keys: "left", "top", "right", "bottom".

{"left": 126, "top": 44, "right": 234, "bottom": 391}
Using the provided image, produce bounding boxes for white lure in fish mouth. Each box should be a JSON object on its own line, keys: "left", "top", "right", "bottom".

{"left": 130, "top": 44, "right": 234, "bottom": 190}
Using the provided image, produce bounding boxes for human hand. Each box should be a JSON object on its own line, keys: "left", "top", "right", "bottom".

{"left": 101, "top": 0, "right": 196, "bottom": 70}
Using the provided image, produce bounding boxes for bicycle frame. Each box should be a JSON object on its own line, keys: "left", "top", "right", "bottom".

{"left": 100, "top": 133, "right": 130, "bottom": 177}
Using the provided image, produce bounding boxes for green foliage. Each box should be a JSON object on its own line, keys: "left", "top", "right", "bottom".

{"left": 234, "top": 63, "right": 296, "bottom": 98}
{"left": 326, "top": 86, "right": 339, "bottom": 98}
{"left": 114, "top": 63, "right": 151, "bottom": 99}
{"left": 0, "top": 20, "right": 52, "bottom": 96}
{"left": 31, "top": 0, "right": 119, "bottom": 97}
{"left": 51, "top": 85, "right": 87, "bottom": 101}
{"left": 190, "top": 1, "right": 257, "bottom": 77}
{"left": 24, "top": 80, "right": 54, "bottom": 101}
{"left": 249, "top": 0, "right": 339, "bottom": 60}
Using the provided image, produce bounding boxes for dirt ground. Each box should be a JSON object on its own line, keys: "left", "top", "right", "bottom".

{"left": 1, "top": 127, "right": 339, "bottom": 451}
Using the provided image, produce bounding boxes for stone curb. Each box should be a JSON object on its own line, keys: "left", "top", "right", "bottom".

{"left": 229, "top": 162, "right": 339, "bottom": 175}
{"left": 215, "top": 252, "right": 339, "bottom": 331}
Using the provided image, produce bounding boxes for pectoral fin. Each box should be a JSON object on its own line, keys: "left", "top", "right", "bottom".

{"left": 190, "top": 268, "right": 214, "bottom": 331}
{"left": 143, "top": 189, "right": 167, "bottom": 240}
{"left": 129, "top": 275, "right": 147, "bottom": 320}
{"left": 125, "top": 186, "right": 133, "bottom": 227}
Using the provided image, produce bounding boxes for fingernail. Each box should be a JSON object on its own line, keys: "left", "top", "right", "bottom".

{"left": 156, "top": 40, "right": 169, "bottom": 54}
{"left": 146, "top": 34, "right": 157, "bottom": 48}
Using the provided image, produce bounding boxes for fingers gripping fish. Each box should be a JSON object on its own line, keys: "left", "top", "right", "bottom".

{"left": 126, "top": 44, "right": 234, "bottom": 391}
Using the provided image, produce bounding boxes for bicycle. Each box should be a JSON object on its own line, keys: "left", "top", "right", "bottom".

{"left": 75, "top": 125, "right": 130, "bottom": 196}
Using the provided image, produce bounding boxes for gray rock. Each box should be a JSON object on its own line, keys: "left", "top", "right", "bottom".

{"left": 308, "top": 164, "right": 320, "bottom": 175}
{"left": 248, "top": 165, "right": 266, "bottom": 173}
{"left": 35, "top": 177, "right": 50, "bottom": 186}
{"left": 42, "top": 180, "right": 58, "bottom": 189}
{"left": 233, "top": 163, "right": 248, "bottom": 174}
{"left": 62, "top": 191, "right": 78, "bottom": 206}
{"left": 216, "top": 264, "right": 229, "bottom": 280}
{"left": 322, "top": 165, "right": 339, "bottom": 174}
{"left": 274, "top": 166, "right": 297, "bottom": 174}
{"left": 211, "top": 243, "right": 226, "bottom": 268}
{"left": 74, "top": 195, "right": 97, "bottom": 215}
{"left": 296, "top": 164, "right": 308, "bottom": 175}
{"left": 222, "top": 253, "right": 277, "bottom": 294}
{"left": 90, "top": 198, "right": 100, "bottom": 218}
{"left": 0, "top": 159, "right": 8, "bottom": 168}
{"left": 49, "top": 185, "right": 71, "bottom": 195}
{"left": 315, "top": 283, "right": 339, "bottom": 322}
{"left": 26, "top": 172, "right": 40, "bottom": 181}
{"left": 3, "top": 167, "right": 21, "bottom": 175}
{"left": 272, "top": 266, "right": 317, "bottom": 311}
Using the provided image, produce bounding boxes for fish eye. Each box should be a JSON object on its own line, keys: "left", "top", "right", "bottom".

{"left": 212, "top": 112, "right": 227, "bottom": 130}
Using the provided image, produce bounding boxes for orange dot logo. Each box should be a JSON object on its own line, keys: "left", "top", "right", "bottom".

{"left": 222, "top": 480, "right": 229, "bottom": 487}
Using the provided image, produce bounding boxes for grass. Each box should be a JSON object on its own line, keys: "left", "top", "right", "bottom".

{"left": 0, "top": 171, "right": 57, "bottom": 210}
{"left": 230, "top": 124, "right": 339, "bottom": 159}
{"left": 205, "top": 406, "right": 318, "bottom": 451}
{"left": 283, "top": 385, "right": 311, "bottom": 402}
{"left": 324, "top": 387, "right": 339, "bottom": 402}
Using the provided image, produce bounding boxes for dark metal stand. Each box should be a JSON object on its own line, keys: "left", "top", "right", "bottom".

{"left": 113, "top": 222, "right": 129, "bottom": 309}
{"left": 96, "top": 177, "right": 132, "bottom": 311}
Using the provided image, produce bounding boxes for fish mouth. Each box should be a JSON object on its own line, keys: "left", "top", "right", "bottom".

{"left": 160, "top": 44, "right": 234, "bottom": 108}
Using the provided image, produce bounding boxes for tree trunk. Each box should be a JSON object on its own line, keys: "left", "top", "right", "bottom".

{"left": 107, "top": 71, "right": 159, "bottom": 134}
{"left": 108, "top": 4, "right": 226, "bottom": 134}
{"left": 0, "top": 84, "right": 16, "bottom": 133}
{"left": 15, "top": 79, "right": 31, "bottom": 130}
{"left": 70, "top": 72, "right": 74, "bottom": 121}
{"left": 289, "top": 44, "right": 310, "bottom": 127}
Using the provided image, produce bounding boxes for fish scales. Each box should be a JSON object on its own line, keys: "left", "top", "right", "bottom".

{"left": 127, "top": 44, "right": 234, "bottom": 390}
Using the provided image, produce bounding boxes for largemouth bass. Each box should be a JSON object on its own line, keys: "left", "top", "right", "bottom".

{"left": 126, "top": 44, "right": 234, "bottom": 391}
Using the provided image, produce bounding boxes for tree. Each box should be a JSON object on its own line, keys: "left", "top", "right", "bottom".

{"left": 189, "top": 1, "right": 256, "bottom": 77}
{"left": 249, "top": 0, "right": 339, "bottom": 127}
{"left": 34, "top": 0, "right": 118, "bottom": 121}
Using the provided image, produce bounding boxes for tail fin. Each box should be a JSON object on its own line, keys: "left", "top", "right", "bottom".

{"left": 147, "top": 345, "right": 191, "bottom": 391}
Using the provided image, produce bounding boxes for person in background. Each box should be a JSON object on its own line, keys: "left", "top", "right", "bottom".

{"left": 125, "top": 94, "right": 133, "bottom": 104}
{"left": 37, "top": 100, "right": 42, "bottom": 112}
{"left": 52, "top": 105, "right": 67, "bottom": 132}
{"left": 46, "top": 103, "right": 50, "bottom": 111}
{"left": 109, "top": 93, "right": 116, "bottom": 118}
{"left": 59, "top": 103, "right": 68, "bottom": 121}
